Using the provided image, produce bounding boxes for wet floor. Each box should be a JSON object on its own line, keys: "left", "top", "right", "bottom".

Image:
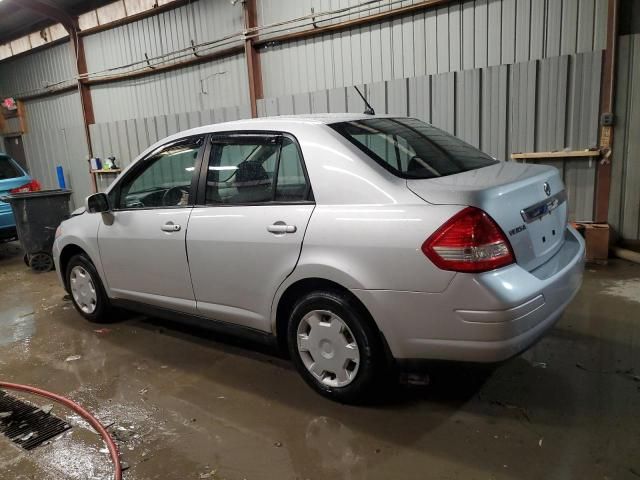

{"left": 0, "top": 241, "right": 639, "bottom": 480}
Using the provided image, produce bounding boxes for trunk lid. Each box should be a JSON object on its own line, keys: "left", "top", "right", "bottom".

{"left": 407, "top": 162, "right": 568, "bottom": 272}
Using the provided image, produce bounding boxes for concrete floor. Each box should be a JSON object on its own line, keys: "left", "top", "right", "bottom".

{"left": 0, "top": 241, "right": 639, "bottom": 480}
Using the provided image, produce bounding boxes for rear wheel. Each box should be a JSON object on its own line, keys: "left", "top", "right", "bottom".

{"left": 287, "top": 290, "right": 385, "bottom": 403}
{"left": 66, "top": 254, "right": 112, "bottom": 323}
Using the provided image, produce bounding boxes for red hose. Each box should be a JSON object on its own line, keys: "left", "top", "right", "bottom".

{"left": 0, "top": 382, "right": 122, "bottom": 480}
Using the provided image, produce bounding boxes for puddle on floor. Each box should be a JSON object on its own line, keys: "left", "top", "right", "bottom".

{"left": 0, "top": 309, "right": 35, "bottom": 347}
{"left": 600, "top": 278, "right": 640, "bottom": 304}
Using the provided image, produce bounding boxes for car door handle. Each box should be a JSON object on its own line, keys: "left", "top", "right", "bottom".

{"left": 161, "top": 222, "right": 181, "bottom": 232}
{"left": 267, "top": 222, "right": 297, "bottom": 234}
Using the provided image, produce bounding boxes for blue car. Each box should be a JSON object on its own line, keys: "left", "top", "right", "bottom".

{"left": 0, "top": 154, "right": 41, "bottom": 242}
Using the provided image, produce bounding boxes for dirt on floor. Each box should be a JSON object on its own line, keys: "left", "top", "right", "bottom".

{"left": 0, "top": 241, "right": 639, "bottom": 480}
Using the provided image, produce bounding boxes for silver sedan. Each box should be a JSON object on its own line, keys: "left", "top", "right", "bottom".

{"left": 54, "top": 114, "right": 585, "bottom": 403}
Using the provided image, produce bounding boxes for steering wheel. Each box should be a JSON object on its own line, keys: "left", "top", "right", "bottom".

{"left": 162, "top": 186, "right": 190, "bottom": 206}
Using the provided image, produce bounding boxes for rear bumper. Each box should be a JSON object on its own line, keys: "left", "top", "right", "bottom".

{"left": 353, "top": 226, "right": 585, "bottom": 363}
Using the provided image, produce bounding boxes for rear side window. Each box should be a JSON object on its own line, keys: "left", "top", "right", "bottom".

{"left": 331, "top": 118, "right": 498, "bottom": 179}
{"left": 0, "top": 156, "right": 22, "bottom": 180}
{"left": 205, "top": 136, "right": 310, "bottom": 205}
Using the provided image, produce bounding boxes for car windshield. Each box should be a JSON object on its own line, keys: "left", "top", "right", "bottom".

{"left": 0, "top": 155, "right": 22, "bottom": 180}
{"left": 330, "top": 118, "right": 498, "bottom": 179}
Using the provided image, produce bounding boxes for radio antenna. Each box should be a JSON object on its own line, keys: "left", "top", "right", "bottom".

{"left": 353, "top": 86, "right": 375, "bottom": 115}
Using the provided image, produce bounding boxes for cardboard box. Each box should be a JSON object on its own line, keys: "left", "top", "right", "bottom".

{"left": 574, "top": 223, "right": 609, "bottom": 265}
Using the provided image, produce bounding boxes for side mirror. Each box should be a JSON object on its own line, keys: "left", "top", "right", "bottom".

{"left": 85, "top": 193, "right": 111, "bottom": 213}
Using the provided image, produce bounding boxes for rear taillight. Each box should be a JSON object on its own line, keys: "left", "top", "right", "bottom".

{"left": 422, "top": 206, "right": 515, "bottom": 273}
{"left": 9, "top": 180, "right": 41, "bottom": 194}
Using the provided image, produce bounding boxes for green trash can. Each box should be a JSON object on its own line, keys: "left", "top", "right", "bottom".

{"left": 2, "top": 189, "right": 72, "bottom": 272}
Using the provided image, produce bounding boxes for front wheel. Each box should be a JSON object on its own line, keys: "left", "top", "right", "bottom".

{"left": 66, "top": 254, "right": 112, "bottom": 323}
{"left": 287, "top": 290, "right": 385, "bottom": 403}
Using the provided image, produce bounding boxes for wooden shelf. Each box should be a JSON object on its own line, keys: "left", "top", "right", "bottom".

{"left": 91, "top": 169, "right": 122, "bottom": 174}
{"left": 511, "top": 150, "right": 600, "bottom": 160}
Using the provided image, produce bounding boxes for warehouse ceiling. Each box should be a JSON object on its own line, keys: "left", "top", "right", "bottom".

{"left": 0, "top": 0, "right": 114, "bottom": 44}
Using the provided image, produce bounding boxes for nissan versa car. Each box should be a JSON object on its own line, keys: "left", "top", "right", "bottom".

{"left": 53, "top": 114, "right": 585, "bottom": 402}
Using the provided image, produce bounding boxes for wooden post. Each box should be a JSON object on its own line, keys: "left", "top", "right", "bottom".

{"left": 594, "top": 0, "right": 619, "bottom": 223}
{"left": 243, "top": 0, "right": 263, "bottom": 118}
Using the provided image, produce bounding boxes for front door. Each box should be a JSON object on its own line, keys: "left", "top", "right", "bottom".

{"left": 187, "top": 133, "right": 315, "bottom": 331}
{"left": 98, "top": 137, "right": 204, "bottom": 313}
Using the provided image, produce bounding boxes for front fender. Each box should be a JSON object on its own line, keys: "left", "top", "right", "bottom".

{"left": 53, "top": 213, "right": 110, "bottom": 296}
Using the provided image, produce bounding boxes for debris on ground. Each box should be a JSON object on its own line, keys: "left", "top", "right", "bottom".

{"left": 0, "top": 411, "right": 13, "bottom": 418}
{"left": 532, "top": 362, "right": 547, "bottom": 369}
{"left": 199, "top": 470, "right": 220, "bottom": 479}
{"left": 65, "top": 355, "right": 82, "bottom": 362}
{"left": 94, "top": 328, "right": 111, "bottom": 334}
{"left": 538, "top": 438, "right": 544, "bottom": 447}
{"left": 139, "top": 388, "right": 148, "bottom": 395}
{"left": 490, "top": 400, "right": 531, "bottom": 423}
{"left": 274, "top": 441, "right": 283, "bottom": 447}
{"left": 18, "top": 311, "right": 35, "bottom": 318}
{"left": 38, "top": 404, "right": 53, "bottom": 414}
{"left": 576, "top": 364, "right": 640, "bottom": 382}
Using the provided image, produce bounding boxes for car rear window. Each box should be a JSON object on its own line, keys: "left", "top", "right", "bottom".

{"left": 0, "top": 155, "right": 22, "bottom": 180}
{"left": 330, "top": 118, "right": 498, "bottom": 179}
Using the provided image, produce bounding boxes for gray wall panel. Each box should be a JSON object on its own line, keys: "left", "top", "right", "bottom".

{"left": 481, "top": 64, "right": 508, "bottom": 160}
{"left": 536, "top": 55, "right": 568, "bottom": 151}
{"left": 455, "top": 69, "right": 480, "bottom": 147}
{"left": 610, "top": 35, "right": 640, "bottom": 240}
{"left": 408, "top": 75, "right": 431, "bottom": 123}
{"left": 431, "top": 72, "right": 455, "bottom": 134}
{"left": 0, "top": 42, "right": 76, "bottom": 96}
{"left": 20, "top": 91, "right": 90, "bottom": 207}
{"left": 90, "top": 53, "right": 248, "bottom": 123}
{"left": 259, "top": 0, "right": 607, "bottom": 98}
{"left": 567, "top": 51, "right": 602, "bottom": 149}
{"left": 510, "top": 60, "right": 537, "bottom": 153}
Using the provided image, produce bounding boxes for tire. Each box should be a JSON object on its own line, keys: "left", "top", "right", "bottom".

{"left": 65, "top": 254, "right": 113, "bottom": 323}
{"left": 287, "top": 290, "right": 385, "bottom": 404}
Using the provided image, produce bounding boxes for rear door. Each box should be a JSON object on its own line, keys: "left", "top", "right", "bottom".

{"left": 186, "top": 133, "right": 314, "bottom": 332}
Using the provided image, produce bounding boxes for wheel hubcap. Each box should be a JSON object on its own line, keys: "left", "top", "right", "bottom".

{"left": 69, "top": 266, "right": 97, "bottom": 314}
{"left": 297, "top": 310, "right": 360, "bottom": 388}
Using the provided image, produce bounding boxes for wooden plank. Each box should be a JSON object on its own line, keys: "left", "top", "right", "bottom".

{"left": 511, "top": 150, "right": 600, "bottom": 159}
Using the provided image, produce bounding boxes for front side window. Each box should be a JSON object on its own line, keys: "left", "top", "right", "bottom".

{"left": 117, "top": 139, "right": 201, "bottom": 209}
{"left": 205, "top": 136, "right": 310, "bottom": 205}
{"left": 331, "top": 118, "right": 498, "bottom": 179}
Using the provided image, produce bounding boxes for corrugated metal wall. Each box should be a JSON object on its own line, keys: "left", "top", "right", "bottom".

{"left": 0, "top": 42, "right": 76, "bottom": 96}
{"left": 257, "top": 50, "right": 602, "bottom": 221}
{"left": 22, "top": 91, "right": 91, "bottom": 207}
{"left": 0, "top": 0, "right": 610, "bottom": 220}
{"left": 258, "top": 0, "right": 608, "bottom": 98}
{"left": 0, "top": 41, "right": 90, "bottom": 208}
{"left": 89, "top": 103, "right": 251, "bottom": 178}
{"left": 85, "top": 0, "right": 249, "bottom": 122}
{"left": 609, "top": 34, "right": 640, "bottom": 240}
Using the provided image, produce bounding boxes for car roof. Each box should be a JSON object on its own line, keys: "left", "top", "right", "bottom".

{"left": 214, "top": 113, "right": 393, "bottom": 126}
{"left": 172, "top": 113, "right": 397, "bottom": 138}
